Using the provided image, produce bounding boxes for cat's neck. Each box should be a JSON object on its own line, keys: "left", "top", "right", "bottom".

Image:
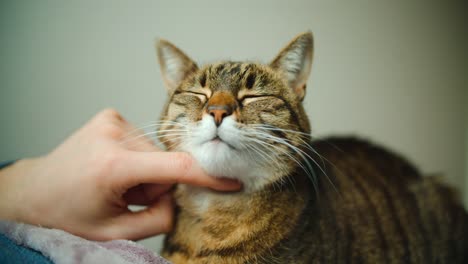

{"left": 163, "top": 177, "right": 311, "bottom": 262}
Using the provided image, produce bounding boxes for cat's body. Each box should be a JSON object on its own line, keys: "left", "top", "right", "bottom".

{"left": 162, "top": 137, "right": 467, "bottom": 263}
{"left": 154, "top": 32, "right": 468, "bottom": 263}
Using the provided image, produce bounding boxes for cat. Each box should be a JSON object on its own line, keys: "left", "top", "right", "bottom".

{"left": 154, "top": 32, "right": 468, "bottom": 263}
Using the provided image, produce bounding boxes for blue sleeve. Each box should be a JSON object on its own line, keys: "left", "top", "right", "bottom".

{"left": 0, "top": 160, "right": 54, "bottom": 264}
{"left": 0, "top": 160, "right": 17, "bottom": 170}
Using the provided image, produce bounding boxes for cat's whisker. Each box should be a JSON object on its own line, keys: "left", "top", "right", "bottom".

{"left": 237, "top": 132, "right": 279, "bottom": 163}
{"left": 248, "top": 125, "right": 339, "bottom": 194}
{"left": 249, "top": 124, "right": 310, "bottom": 136}
{"left": 120, "top": 130, "right": 189, "bottom": 145}
{"left": 276, "top": 134, "right": 339, "bottom": 194}
{"left": 123, "top": 133, "right": 187, "bottom": 150}
{"left": 255, "top": 132, "right": 331, "bottom": 194}
{"left": 294, "top": 138, "right": 344, "bottom": 194}
{"left": 242, "top": 139, "right": 280, "bottom": 167}
{"left": 156, "top": 135, "right": 188, "bottom": 149}
{"left": 121, "top": 120, "right": 188, "bottom": 140}
{"left": 123, "top": 121, "right": 161, "bottom": 137}
{"left": 146, "top": 134, "right": 188, "bottom": 145}
{"left": 251, "top": 124, "right": 345, "bottom": 154}
{"left": 240, "top": 144, "right": 283, "bottom": 193}
{"left": 250, "top": 130, "right": 335, "bottom": 194}
{"left": 245, "top": 134, "right": 319, "bottom": 195}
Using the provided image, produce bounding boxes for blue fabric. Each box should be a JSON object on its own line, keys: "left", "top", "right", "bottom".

{"left": 0, "top": 160, "right": 53, "bottom": 264}
{"left": 0, "top": 234, "right": 53, "bottom": 264}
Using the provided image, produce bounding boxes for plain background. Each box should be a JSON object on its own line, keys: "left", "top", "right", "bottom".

{"left": 1, "top": 1, "right": 467, "bottom": 252}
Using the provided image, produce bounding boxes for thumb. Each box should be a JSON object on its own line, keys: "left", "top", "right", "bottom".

{"left": 112, "top": 193, "right": 175, "bottom": 240}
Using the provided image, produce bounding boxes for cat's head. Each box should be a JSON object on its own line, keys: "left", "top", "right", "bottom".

{"left": 156, "top": 32, "right": 313, "bottom": 191}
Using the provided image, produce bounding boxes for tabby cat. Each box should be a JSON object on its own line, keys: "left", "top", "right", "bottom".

{"left": 154, "top": 32, "right": 468, "bottom": 263}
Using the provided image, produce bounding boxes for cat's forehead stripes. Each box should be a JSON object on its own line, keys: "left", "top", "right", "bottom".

{"left": 212, "top": 62, "right": 244, "bottom": 78}
{"left": 199, "top": 62, "right": 276, "bottom": 95}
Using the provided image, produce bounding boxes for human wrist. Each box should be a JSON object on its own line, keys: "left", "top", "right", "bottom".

{"left": 0, "top": 158, "right": 43, "bottom": 223}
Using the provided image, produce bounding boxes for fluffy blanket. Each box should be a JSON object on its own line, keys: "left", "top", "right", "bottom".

{"left": 0, "top": 220, "right": 170, "bottom": 264}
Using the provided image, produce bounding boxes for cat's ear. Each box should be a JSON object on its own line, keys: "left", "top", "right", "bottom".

{"left": 270, "top": 32, "right": 313, "bottom": 101}
{"left": 156, "top": 39, "right": 198, "bottom": 93}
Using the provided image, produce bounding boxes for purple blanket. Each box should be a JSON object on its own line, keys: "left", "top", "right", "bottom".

{"left": 0, "top": 220, "right": 170, "bottom": 264}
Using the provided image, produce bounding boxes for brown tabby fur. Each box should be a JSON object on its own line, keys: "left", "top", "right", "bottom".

{"left": 155, "top": 32, "right": 468, "bottom": 263}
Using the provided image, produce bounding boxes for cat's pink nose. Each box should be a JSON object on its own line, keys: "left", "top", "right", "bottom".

{"left": 206, "top": 91, "right": 237, "bottom": 126}
{"left": 207, "top": 105, "right": 233, "bottom": 126}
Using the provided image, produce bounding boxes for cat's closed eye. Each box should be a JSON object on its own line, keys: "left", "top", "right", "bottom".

{"left": 181, "top": 91, "right": 208, "bottom": 103}
{"left": 240, "top": 95, "right": 277, "bottom": 106}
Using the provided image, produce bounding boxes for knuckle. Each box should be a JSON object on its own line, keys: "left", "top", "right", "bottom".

{"left": 100, "top": 108, "right": 121, "bottom": 119}
{"left": 92, "top": 108, "right": 124, "bottom": 126}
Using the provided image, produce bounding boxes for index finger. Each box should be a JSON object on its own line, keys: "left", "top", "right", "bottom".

{"left": 116, "top": 151, "right": 242, "bottom": 191}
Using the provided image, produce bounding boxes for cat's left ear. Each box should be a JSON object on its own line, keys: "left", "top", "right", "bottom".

{"left": 270, "top": 32, "right": 313, "bottom": 101}
{"left": 157, "top": 39, "right": 198, "bottom": 93}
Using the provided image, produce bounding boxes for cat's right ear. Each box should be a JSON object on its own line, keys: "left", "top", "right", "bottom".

{"left": 156, "top": 39, "right": 198, "bottom": 93}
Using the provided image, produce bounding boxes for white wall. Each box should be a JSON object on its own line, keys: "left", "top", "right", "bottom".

{"left": 1, "top": 0, "right": 466, "bottom": 252}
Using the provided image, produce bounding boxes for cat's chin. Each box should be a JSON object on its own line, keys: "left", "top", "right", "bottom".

{"left": 186, "top": 140, "right": 271, "bottom": 191}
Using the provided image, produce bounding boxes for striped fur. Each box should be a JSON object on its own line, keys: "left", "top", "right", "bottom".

{"left": 155, "top": 32, "right": 468, "bottom": 263}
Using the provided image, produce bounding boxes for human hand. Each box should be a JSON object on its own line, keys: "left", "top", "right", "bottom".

{"left": 0, "top": 109, "right": 241, "bottom": 241}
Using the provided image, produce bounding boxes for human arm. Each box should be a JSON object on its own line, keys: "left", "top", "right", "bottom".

{"left": 0, "top": 109, "right": 240, "bottom": 241}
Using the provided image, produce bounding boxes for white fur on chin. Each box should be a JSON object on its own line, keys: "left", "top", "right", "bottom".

{"left": 181, "top": 115, "right": 273, "bottom": 192}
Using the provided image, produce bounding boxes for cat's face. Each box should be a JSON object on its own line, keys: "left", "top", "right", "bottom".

{"left": 156, "top": 32, "right": 313, "bottom": 191}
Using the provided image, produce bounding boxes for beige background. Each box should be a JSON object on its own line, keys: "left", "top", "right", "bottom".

{"left": 1, "top": 1, "right": 467, "bottom": 252}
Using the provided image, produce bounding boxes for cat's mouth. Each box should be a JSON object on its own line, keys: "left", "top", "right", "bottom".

{"left": 206, "top": 135, "right": 236, "bottom": 149}
{"left": 211, "top": 136, "right": 222, "bottom": 143}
